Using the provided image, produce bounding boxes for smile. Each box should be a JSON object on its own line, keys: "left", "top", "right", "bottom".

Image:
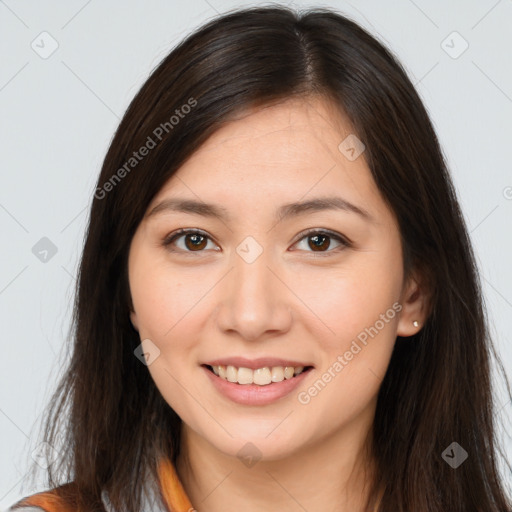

{"left": 205, "top": 364, "right": 312, "bottom": 386}
{"left": 202, "top": 363, "right": 314, "bottom": 406}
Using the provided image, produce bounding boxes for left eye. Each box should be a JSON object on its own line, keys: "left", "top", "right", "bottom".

{"left": 293, "top": 230, "right": 349, "bottom": 253}
{"left": 163, "top": 229, "right": 349, "bottom": 254}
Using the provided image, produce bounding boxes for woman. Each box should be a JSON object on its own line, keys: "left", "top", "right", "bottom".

{"left": 7, "top": 5, "right": 512, "bottom": 512}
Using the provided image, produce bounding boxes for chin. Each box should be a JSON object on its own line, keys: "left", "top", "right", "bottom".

{"left": 201, "top": 422, "right": 308, "bottom": 462}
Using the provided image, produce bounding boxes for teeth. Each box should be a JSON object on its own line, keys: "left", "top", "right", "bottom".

{"left": 271, "top": 366, "right": 284, "bottom": 382}
{"left": 226, "top": 365, "right": 237, "bottom": 383}
{"left": 209, "top": 364, "right": 307, "bottom": 386}
{"left": 253, "top": 367, "right": 271, "bottom": 385}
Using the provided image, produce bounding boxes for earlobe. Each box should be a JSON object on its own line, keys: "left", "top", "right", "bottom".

{"left": 396, "top": 271, "right": 429, "bottom": 337}
{"left": 130, "top": 310, "right": 139, "bottom": 332}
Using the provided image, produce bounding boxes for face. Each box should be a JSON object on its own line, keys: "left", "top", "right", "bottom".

{"left": 128, "top": 95, "right": 423, "bottom": 462}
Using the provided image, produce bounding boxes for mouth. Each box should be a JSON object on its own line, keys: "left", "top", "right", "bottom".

{"left": 202, "top": 363, "right": 314, "bottom": 386}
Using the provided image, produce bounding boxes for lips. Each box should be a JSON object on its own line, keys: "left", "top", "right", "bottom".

{"left": 202, "top": 362, "right": 313, "bottom": 405}
{"left": 203, "top": 356, "right": 313, "bottom": 370}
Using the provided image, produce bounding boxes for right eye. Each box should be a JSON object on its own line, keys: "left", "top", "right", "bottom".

{"left": 162, "top": 228, "right": 220, "bottom": 253}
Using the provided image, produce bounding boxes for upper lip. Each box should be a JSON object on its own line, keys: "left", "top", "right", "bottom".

{"left": 203, "top": 357, "right": 313, "bottom": 370}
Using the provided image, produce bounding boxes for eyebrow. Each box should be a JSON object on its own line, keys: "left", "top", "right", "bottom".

{"left": 146, "top": 196, "right": 374, "bottom": 223}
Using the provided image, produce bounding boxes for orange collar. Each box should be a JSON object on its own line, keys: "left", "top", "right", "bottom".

{"left": 9, "top": 456, "right": 194, "bottom": 512}
{"left": 157, "top": 455, "right": 195, "bottom": 512}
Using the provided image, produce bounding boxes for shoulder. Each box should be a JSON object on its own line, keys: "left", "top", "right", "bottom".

{"left": 5, "top": 488, "right": 73, "bottom": 512}
{"left": 4, "top": 482, "right": 105, "bottom": 512}
{"left": 5, "top": 506, "right": 46, "bottom": 512}
{"left": 5, "top": 489, "right": 65, "bottom": 512}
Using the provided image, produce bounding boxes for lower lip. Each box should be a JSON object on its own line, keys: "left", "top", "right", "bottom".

{"left": 202, "top": 365, "right": 312, "bottom": 406}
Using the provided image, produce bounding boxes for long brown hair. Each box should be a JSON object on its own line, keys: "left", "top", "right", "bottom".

{"left": 20, "top": 5, "right": 512, "bottom": 511}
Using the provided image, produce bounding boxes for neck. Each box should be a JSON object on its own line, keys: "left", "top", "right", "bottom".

{"left": 175, "top": 415, "right": 379, "bottom": 512}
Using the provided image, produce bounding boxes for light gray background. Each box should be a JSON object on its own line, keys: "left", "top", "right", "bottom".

{"left": 1, "top": 0, "right": 511, "bottom": 508}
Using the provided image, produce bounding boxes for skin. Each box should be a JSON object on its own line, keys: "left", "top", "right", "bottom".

{"left": 128, "top": 95, "right": 429, "bottom": 512}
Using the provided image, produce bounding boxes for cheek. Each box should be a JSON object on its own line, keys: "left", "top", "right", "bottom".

{"left": 130, "top": 254, "right": 202, "bottom": 341}
{"left": 296, "top": 277, "right": 400, "bottom": 428}
{"left": 295, "top": 258, "right": 402, "bottom": 349}
{"left": 292, "top": 249, "right": 402, "bottom": 415}
{"left": 129, "top": 259, "right": 206, "bottom": 418}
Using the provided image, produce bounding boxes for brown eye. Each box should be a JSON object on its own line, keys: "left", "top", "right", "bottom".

{"left": 162, "top": 228, "right": 349, "bottom": 255}
{"left": 308, "top": 233, "right": 330, "bottom": 251}
{"left": 293, "top": 230, "right": 350, "bottom": 254}
{"left": 163, "top": 229, "right": 217, "bottom": 253}
{"left": 183, "top": 233, "right": 208, "bottom": 251}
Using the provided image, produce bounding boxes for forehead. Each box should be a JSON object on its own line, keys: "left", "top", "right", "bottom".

{"left": 149, "top": 96, "right": 391, "bottom": 226}
{"left": 187, "top": 95, "right": 354, "bottom": 165}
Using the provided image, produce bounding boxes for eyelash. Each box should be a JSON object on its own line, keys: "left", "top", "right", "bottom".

{"left": 162, "top": 228, "right": 351, "bottom": 256}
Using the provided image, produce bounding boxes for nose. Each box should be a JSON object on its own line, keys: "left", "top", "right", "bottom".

{"left": 214, "top": 246, "right": 293, "bottom": 342}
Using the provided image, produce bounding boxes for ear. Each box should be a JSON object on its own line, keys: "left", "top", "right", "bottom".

{"left": 396, "top": 268, "right": 430, "bottom": 337}
{"left": 130, "top": 310, "right": 139, "bottom": 332}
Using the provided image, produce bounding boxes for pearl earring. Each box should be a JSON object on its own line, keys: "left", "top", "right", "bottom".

{"left": 413, "top": 320, "right": 419, "bottom": 327}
